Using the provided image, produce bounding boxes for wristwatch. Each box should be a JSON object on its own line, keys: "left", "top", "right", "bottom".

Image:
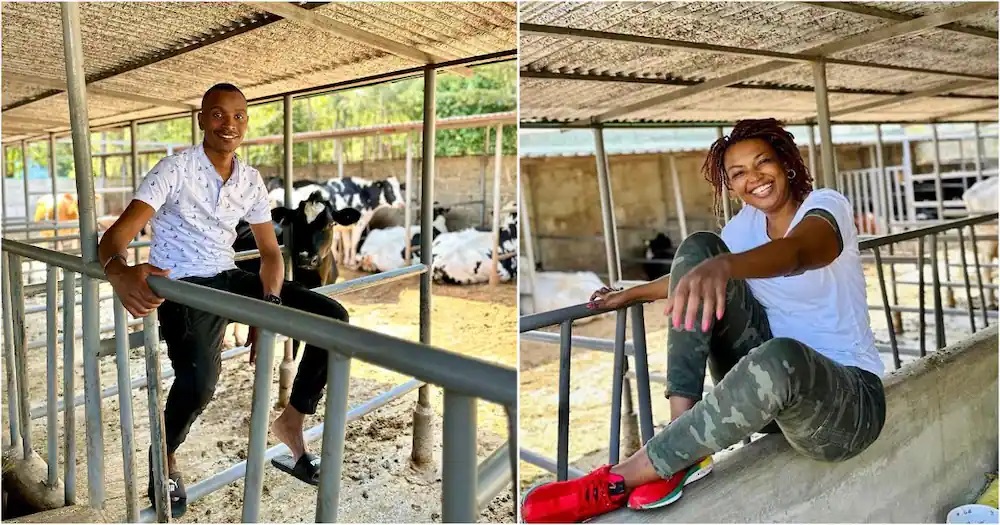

{"left": 262, "top": 294, "right": 282, "bottom": 306}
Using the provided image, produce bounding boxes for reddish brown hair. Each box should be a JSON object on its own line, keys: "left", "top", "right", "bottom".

{"left": 701, "top": 118, "right": 813, "bottom": 218}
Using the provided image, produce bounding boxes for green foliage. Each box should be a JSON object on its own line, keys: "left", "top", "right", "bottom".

{"left": 4, "top": 61, "right": 515, "bottom": 178}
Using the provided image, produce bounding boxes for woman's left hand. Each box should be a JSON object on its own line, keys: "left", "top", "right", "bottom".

{"left": 664, "top": 255, "right": 732, "bottom": 332}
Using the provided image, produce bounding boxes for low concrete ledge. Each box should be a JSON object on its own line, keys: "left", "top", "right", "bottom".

{"left": 6, "top": 505, "right": 112, "bottom": 523}
{"left": 595, "top": 326, "right": 999, "bottom": 523}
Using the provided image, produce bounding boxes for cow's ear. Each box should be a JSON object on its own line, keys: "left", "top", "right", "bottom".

{"left": 272, "top": 207, "right": 293, "bottom": 225}
{"left": 331, "top": 207, "right": 361, "bottom": 226}
{"left": 399, "top": 182, "right": 407, "bottom": 191}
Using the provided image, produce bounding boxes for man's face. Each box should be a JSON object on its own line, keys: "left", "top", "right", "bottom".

{"left": 199, "top": 89, "right": 248, "bottom": 154}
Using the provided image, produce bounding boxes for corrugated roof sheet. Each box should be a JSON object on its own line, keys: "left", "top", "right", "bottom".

{"left": 1, "top": 1, "right": 515, "bottom": 141}
{"left": 520, "top": 1, "right": 998, "bottom": 125}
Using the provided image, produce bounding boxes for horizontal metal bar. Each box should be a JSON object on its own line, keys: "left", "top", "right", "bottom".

{"left": 136, "top": 378, "right": 425, "bottom": 522}
{"left": 893, "top": 279, "right": 999, "bottom": 290}
{"left": 24, "top": 292, "right": 115, "bottom": 314}
{"left": 26, "top": 318, "right": 142, "bottom": 351}
{"left": 476, "top": 444, "right": 512, "bottom": 511}
{"left": 519, "top": 448, "right": 586, "bottom": 480}
{"left": 909, "top": 170, "right": 998, "bottom": 182}
{"left": 858, "top": 213, "right": 998, "bottom": 250}
{"left": 869, "top": 304, "right": 999, "bottom": 318}
{"left": 520, "top": 330, "right": 635, "bottom": 355}
{"left": 0, "top": 239, "right": 514, "bottom": 405}
{"left": 314, "top": 263, "right": 427, "bottom": 296}
{"left": 859, "top": 255, "right": 998, "bottom": 267}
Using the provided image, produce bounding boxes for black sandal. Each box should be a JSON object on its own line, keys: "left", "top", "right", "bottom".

{"left": 271, "top": 452, "right": 321, "bottom": 486}
{"left": 147, "top": 470, "right": 187, "bottom": 518}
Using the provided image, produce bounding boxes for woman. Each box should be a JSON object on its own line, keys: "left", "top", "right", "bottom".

{"left": 520, "top": 118, "right": 886, "bottom": 523}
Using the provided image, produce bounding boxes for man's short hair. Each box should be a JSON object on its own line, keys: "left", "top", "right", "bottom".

{"left": 201, "top": 83, "right": 246, "bottom": 109}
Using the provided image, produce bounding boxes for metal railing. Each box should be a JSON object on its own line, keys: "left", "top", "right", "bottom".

{"left": 2, "top": 238, "right": 516, "bottom": 522}
{"left": 517, "top": 212, "right": 998, "bottom": 482}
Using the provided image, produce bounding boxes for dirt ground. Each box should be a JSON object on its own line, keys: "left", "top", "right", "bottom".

{"left": 518, "top": 240, "right": 996, "bottom": 489}
{"left": 4, "top": 264, "right": 517, "bottom": 523}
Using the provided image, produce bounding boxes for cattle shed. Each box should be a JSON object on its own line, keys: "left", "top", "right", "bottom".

{"left": 517, "top": 2, "right": 1000, "bottom": 521}
{"left": 1, "top": 2, "right": 516, "bottom": 524}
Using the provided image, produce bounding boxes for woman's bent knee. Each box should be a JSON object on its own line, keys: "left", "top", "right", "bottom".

{"left": 671, "top": 232, "right": 730, "bottom": 275}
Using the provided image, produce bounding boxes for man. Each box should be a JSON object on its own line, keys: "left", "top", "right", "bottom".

{"left": 98, "top": 83, "right": 347, "bottom": 517}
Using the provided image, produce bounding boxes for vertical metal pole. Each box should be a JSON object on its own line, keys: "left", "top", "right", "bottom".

{"left": 191, "top": 110, "right": 198, "bottom": 146}
{"left": 930, "top": 234, "right": 946, "bottom": 350}
{"left": 846, "top": 169, "right": 858, "bottom": 221}
{"left": 902, "top": 139, "right": 916, "bottom": 222}
{"left": 9, "top": 254, "right": 30, "bottom": 459}
{"left": 669, "top": 156, "right": 689, "bottom": 239}
{"left": 489, "top": 124, "right": 503, "bottom": 286}
{"left": 807, "top": 123, "right": 818, "bottom": 189}
{"left": 441, "top": 390, "right": 477, "bottom": 523}
{"left": 812, "top": 60, "right": 836, "bottom": 190}
{"left": 2, "top": 145, "right": 8, "bottom": 224}
{"left": 46, "top": 265, "right": 59, "bottom": 485}
{"left": 404, "top": 135, "right": 414, "bottom": 265}
{"left": 403, "top": 133, "right": 413, "bottom": 266}
{"left": 481, "top": 127, "right": 490, "bottom": 228}
{"left": 2, "top": 254, "right": 21, "bottom": 450}
{"left": 957, "top": 227, "right": 976, "bottom": 332}
{"left": 556, "top": 320, "right": 572, "bottom": 481}
{"left": 143, "top": 312, "right": 170, "bottom": 523}
{"left": 629, "top": 305, "right": 654, "bottom": 443}
{"left": 130, "top": 121, "right": 140, "bottom": 264}
{"left": 279, "top": 94, "right": 295, "bottom": 409}
{"left": 969, "top": 226, "right": 989, "bottom": 328}
{"left": 62, "top": 270, "right": 77, "bottom": 504}
{"left": 868, "top": 146, "right": 883, "bottom": 234}
{"left": 859, "top": 167, "right": 871, "bottom": 233}
{"left": 315, "top": 354, "right": 351, "bottom": 523}
{"left": 241, "top": 330, "right": 275, "bottom": 524}
{"left": 876, "top": 125, "right": 890, "bottom": 232}
{"left": 872, "top": 249, "right": 901, "bottom": 370}
{"left": 21, "top": 141, "right": 30, "bottom": 237}
{"left": 62, "top": 2, "right": 104, "bottom": 507}
{"left": 931, "top": 124, "right": 955, "bottom": 305}
{"left": 918, "top": 236, "right": 927, "bottom": 357}
{"left": 593, "top": 126, "right": 621, "bottom": 284}
{"left": 609, "top": 311, "right": 626, "bottom": 464}
{"left": 412, "top": 66, "right": 436, "bottom": 469}
{"left": 113, "top": 297, "right": 139, "bottom": 522}
{"left": 519, "top": 178, "right": 538, "bottom": 313}
{"left": 49, "top": 134, "right": 58, "bottom": 244}
{"left": 716, "top": 127, "right": 731, "bottom": 223}
{"left": 974, "top": 122, "right": 984, "bottom": 182}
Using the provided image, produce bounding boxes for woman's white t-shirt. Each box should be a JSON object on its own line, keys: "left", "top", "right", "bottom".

{"left": 720, "top": 189, "right": 885, "bottom": 377}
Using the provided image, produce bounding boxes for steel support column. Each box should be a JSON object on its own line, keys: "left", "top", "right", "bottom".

{"left": 489, "top": 124, "right": 503, "bottom": 285}
{"left": 593, "top": 126, "right": 621, "bottom": 284}
{"left": 278, "top": 94, "right": 295, "bottom": 409}
{"left": 813, "top": 60, "right": 836, "bottom": 190}
{"left": 61, "top": 1, "right": 104, "bottom": 509}
{"left": 412, "top": 66, "right": 436, "bottom": 470}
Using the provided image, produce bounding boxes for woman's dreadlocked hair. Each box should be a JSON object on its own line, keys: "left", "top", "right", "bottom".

{"left": 701, "top": 118, "right": 813, "bottom": 219}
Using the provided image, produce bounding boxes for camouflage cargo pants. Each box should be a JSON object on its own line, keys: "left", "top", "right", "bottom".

{"left": 646, "top": 232, "right": 886, "bottom": 479}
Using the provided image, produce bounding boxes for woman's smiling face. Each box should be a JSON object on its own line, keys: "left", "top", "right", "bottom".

{"left": 723, "top": 138, "right": 793, "bottom": 214}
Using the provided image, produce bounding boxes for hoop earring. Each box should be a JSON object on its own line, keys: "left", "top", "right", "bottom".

{"left": 788, "top": 169, "right": 797, "bottom": 180}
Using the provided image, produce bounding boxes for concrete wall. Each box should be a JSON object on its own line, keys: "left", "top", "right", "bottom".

{"left": 596, "top": 326, "right": 999, "bottom": 523}
{"left": 520, "top": 143, "right": 906, "bottom": 279}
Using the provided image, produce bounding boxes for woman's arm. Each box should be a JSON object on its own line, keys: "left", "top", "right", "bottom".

{"left": 667, "top": 213, "right": 842, "bottom": 332}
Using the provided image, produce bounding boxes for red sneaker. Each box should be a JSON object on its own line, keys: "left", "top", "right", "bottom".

{"left": 627, "top": 455, "right": 713, "bottom": 510}
{"left": 521, "top": 465, "right": 627, "bottom": 523}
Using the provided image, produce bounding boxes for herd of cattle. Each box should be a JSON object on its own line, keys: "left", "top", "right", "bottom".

{"left": 244, "top": 174, "right": 518, "bottom": 287}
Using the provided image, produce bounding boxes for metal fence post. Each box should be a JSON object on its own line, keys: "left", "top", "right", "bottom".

{"left": 556, "top": 320, "right": 572, "bottom": 481}
{"left": 812, "top": 60, "right": 835, "bottom": 190}
{"left": 315, "top": 354, "right": 352, "bottom": 522}
{"left": 10, "top": 253, "right": 31, "bottom": 459}
{"left": 442, "top": 390, "right": 477, "bottom": 523}
{"left": 61, "top": 1, "right": 105, "bottom": 507}
{"left": 62, "top": 270, "right": 77, "bottom": 504}
{"left": 46, "top": 265, "right": 59, "bottom": 485}
{"left": 279, "top": 94, "right": 296, "bottom": 410}
{"left": 242, "top": 330, "right": 276, "bottom": 523}
{"left": 629, "top": 305, "right": 654, "bottom": 443}
{"left": 608, "top": 311, "right": 627, "bottom": 464}
{"left": 412, "top": 65, "right": 436, "bottom": 470}
{"left": 2, "top": 253, "right": 22, "bottom": 450}
{"left": 144, "top": 312, "right": 170, "bottom": 523}
{"left": 114, "top": 297, "right": 139, "bottom": 521}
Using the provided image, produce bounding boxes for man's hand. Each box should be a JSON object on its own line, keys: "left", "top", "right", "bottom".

{"left": 664, "top": 255, "right": 732, "bottom": 332}
{"left": 587, "top": 286, "right": 628, "bottom": 310}
{"left": 106, "top": 262, "right": 170, "bottom": 318}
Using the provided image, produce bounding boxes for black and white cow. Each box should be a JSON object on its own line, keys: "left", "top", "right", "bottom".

{"left": 431, "top": 208, "right": 517, "bottom": 285}
{"left": 230, "top": 191, "right": 360, "bottom": 349}
{"left": 642, "top": 232, "right": 676, "bottom": 281}
{"left": 356, "top": 205, "right": 450, "bottom": 273}
{"left": 266, "top": 176, "right": 406, "bottom": 268}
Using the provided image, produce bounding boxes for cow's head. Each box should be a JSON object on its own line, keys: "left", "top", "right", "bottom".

{"left": 375, "top": 176, "right": 405, "bottom": 209}
{"left": 274, "top": 191, "right": 360, "bottom": 278}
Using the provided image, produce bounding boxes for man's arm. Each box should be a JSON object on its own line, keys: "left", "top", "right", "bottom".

{"left": 98, "top": 200, "right": 171, "bottom": 317}
{"left": 98, "top": 200, "right": 155, "bottom": 274}
{"left": 249, "top": 221, "right": 284, "bottom": 297}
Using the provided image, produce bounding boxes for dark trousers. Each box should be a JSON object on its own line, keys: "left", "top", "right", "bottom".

{"left": 648, "top": 232, "right": 886, "bottom": 477}
{"left": 157, "top": 268, "right": 349, "bottom": 454}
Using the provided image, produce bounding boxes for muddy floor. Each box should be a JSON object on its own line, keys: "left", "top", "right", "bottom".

{"left": 518, "top": 240, "right": 996, "bottom": 489}
{"left": 5, "top": 264, "right": 517, "bottom": 523}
